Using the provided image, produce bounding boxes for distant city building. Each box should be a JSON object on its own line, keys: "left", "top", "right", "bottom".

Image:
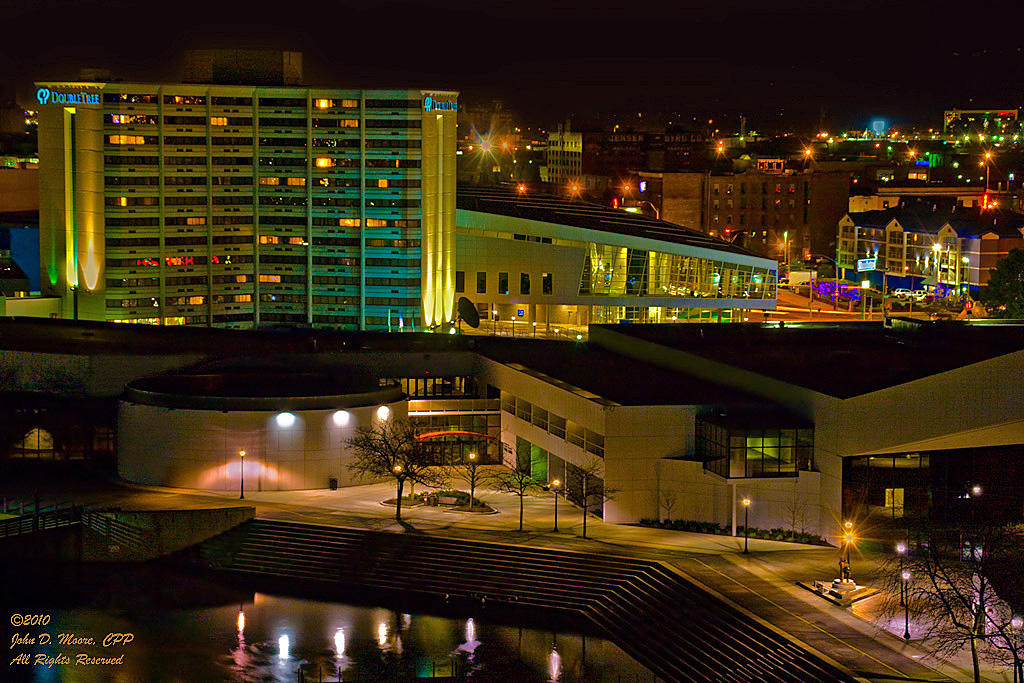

{"left": 35, "top": 51, "right": 458, "bottom": 330}
{"left": 545, "top": 125, "right": 708, "bottom": 185}
{"left": 639, "top": 169, "right": 850, "bottom": 263}
{"left": 943, "top": 108, "right": 1019, "bottom": 136}
{"left": 837, "top": 202, "right": 1024, "bottom": 292}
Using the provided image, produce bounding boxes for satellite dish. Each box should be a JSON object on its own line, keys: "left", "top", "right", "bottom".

{"left": 457, "top": 297, "right": 481, "bottom": 328}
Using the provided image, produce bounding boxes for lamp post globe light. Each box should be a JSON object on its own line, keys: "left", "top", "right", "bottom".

{"left": 551, "top": 479, "right": 561, "bottom": 532}
{"left": 742, "top": 497, "right": 751, "bottom": 554}
{"left": 239, "top": 450, "right": 246, "bottom": 500}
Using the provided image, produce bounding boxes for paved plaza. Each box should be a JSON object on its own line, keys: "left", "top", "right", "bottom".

{"left": 5, "top": 470, "right": 1012, "bottom": 682}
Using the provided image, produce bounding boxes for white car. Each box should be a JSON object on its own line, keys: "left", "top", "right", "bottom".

{"left": 911, "top": 290, "right": 929, "bottom": 301}
{"left": 893, "top": 289, "right": 912, "bottom": 299}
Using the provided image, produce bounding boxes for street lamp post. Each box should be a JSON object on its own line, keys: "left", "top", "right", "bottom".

{"left": 902, "top": 569, "right": 912, "bottom": 640}
{"left": 239, "top": 450, "right": 246, "bottom": 500}
{"left": 841, "top": 520, "right": 854, "bottom": 582}
{"left": 510, "top": 317, "right": 516, "bottom": 338}
{"left": 896, "top": 542, "right": 907, "bottom": 606}
{"left": 1011, "top": 615, "right": 1023, "bottom": 683}
{"left": 467, "top": 452, "right": 478, "bottom": 510}
{"left": 551, "top": 479, "right": 561, "bottom": 532}
{"left": 742, "top": 497, "right": 751, "bottom": 553}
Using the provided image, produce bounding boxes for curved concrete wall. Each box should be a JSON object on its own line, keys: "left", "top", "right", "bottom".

{"left": 117, "top": 399, "right": 407, "bottom": 491}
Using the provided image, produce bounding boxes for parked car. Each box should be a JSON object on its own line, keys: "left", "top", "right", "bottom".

{"left": 893, "top": 288, "right": 912, "bottom": 299}
{"left": 911, "top": 290, "right": 929, "bottom": 301}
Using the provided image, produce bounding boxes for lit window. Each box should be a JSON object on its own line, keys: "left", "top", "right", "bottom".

{"left": 316, "top": 99, "right": 333, "bottom": 109}
{"left": 259, "top": 177, "right": 280, "bottom": 186}
{"left": 286, "top": 177, "right": 306, "bottom": 186}
{"left": 316, "top": 158, "right": 333, "bottom": 168}
{"left": 287, "top": 237, "right": 305, "bottom": 245}
{"left": 341, "top": 99, "right": 358, "bottom": 108}
{"left": 210, "top": 117, "right": 227, "bottom": 126}
{"left": 377, "top": 179, "right": 388, "bottom": 188}
{"left": 366, "top": 219, "right": 387, "bottom": 227}
{"left": 108, "top": 134, "right": 145, "bottom": 145}
{"left": 259, "top": 274, "right": 281, "bottom": 283}
{"left": 119, "top": 196, "right": 127, "bottom": 207}
{"left": 186, "top": 217, "right": 206, "bottom": 225}
{"left": 259, "top": 236, "right": 279, "bottom": 244}
{"left": 338, "top": 219, "right": 358, "bottom": 227}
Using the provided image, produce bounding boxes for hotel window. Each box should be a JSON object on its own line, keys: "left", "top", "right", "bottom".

{"left": 186, "top": 217, "right": 206, "bottom": 226}
{"left": 338, "top": 218, "right": 359, "bottom": 227}
{"left": 455, "top": 271, "right": 465, "bottom": 293}
{"left": 476, "top": 272, "right": 486, "bottom": 294}
{"left": 108, "top": 134, "right": 147, "bottom": 145}
{"left": 315, "top": 158, "right": 333, "bottom": 168}
{"left": 316, "top": 99, "right": 333, "bottom": 109}
{"left": 712, "top": 184, "right": 720, "bottom": 195}
{"left": 340, "top": 99, "right": 358, "bottom": 107}
{"left": 542, "top": 272, "right": 552, "bottom": 295}
{"left": 286, "top": 177, "right": 306, "bottom": 186}
{"left": 259, "top": 177, "right": 280, "bottom": 186}
{"left": 520, "top": 273, "right": 530, "bottom": 295}
{"left": 377, "top": 179, "right": 389, "bottom": 188}
{"left": 498, "top": 272, "right": 509, "bottom": 295}
{"left": 259, "top": 275, "right": 281, "bottom": 283}
{"left": 366, "top": 219, "right": 387, "bottom": 227}
{"left": 210, "top": 117, "right": 228, "bottom": 126}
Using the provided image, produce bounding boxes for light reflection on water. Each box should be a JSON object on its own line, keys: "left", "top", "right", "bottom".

{"left": 17, "top": 592, "right": 653, "bottom": 682}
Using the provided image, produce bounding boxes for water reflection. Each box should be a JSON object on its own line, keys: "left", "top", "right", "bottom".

{"left": 278, "top": 634, "right": 290, "bottom": 661}
{"left": 14, "top": 591, "right": 652, "bottom": 682}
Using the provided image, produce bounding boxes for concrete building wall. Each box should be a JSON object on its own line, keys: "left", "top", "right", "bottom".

{"left": 660, "top": 172, "right": 706, "bottom": 230}
{"left": 118, "top": 398, "right": 407, "bottom": 491}
{"left": 604, "top": 405, "right": 696, "bottom": 523}
{"left": 657, "top": 459, "right": 824, "bottom": 536}
{"left": 0, "top": 295, "right": 61, "bottom": 318}
{"left": 0, "top": 168, "right": 38, "bottom": 213}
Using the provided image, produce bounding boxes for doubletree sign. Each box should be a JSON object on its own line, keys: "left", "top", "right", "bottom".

{"left": 36, "top": 87, "right": 100, "bottom": 105}
{"left": 423, "top": 95, "right": 457, "bottom": 112}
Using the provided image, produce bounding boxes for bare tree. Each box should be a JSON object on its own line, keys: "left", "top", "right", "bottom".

{"left": 875, "top": 520, "right": 1024, "bottom": 683}
{"left": 457, "top": 450, "right": 484, "bottom": 511}
{"left": 487, "top": 464, "right": 542, "bottom": 530}
{"left": 567, "top": 458, "right": 619, "bottom": 539}
{"left": 660, "top": 490, "right": 679, "bottom": 523}
{"left": 346, "top": 418, "right": 449, "bottom": 523}
{"left": 785, "top": 485, "right": 808, "bottom": 541}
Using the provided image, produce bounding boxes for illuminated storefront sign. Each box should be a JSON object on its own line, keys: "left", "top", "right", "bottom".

{"left": 856, "top": 257, "right": 876, "bottom": 272}
{"left": 423, "top": 95, "right": 457, "bottom": 112}
{"left": 36, "top": 87, "right": 100, "bottom": 105}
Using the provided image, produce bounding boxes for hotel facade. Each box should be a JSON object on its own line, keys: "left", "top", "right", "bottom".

{"left": 36, "top": 79, "right": 458, "bottom": 330}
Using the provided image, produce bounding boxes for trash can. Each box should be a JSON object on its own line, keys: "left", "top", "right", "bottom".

{"left": 328, "top": 477, "right": 338, "bottom": 490}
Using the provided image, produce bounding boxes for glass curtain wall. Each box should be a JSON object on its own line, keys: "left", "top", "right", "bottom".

{"left": 579, "top": 243, "right": 775, "bottom": 300}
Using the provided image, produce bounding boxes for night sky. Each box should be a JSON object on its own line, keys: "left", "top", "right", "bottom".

{"left": 5, "top": 0, "right": 1023, "bottom": 131}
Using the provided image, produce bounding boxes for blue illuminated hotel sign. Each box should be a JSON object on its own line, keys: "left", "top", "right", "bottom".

{"left": 36, "top": 87, "right": 99, "bottom": 105}
{"left": 857, "top": 257, "right": 877, "bottom": 272}
{"left": 423, "top": 95, "right": 457, "bottom": 112}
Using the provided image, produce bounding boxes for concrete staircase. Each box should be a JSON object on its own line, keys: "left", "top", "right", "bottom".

{"left": 203, "top": 519, "right": 859, "bottom": 683}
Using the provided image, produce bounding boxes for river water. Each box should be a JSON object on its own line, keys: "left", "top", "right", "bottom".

{"left": 5, "top": 566, "right": 655, "bottom": 682}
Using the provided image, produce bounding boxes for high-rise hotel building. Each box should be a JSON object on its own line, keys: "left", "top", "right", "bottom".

{"left": 36, "top": 52, "right": 457, "bottom": 330}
